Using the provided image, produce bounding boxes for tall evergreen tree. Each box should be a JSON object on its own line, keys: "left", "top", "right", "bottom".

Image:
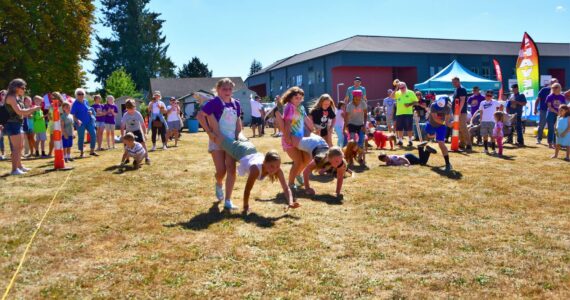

{"left": 177, "top": 57, "right": 213, "bottom": 78}
{"left": 93, "top": 0, "right": 175, "bottom": 91}
{"left": 249, "top": 59, "right": 263, "bottom": 76}
{"left": 0, "top": 1, "right": 95, "bottom": 94}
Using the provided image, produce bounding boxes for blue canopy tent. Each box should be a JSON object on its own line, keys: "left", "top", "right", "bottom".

{"left": 414, "top": 60, "right": 501, "bottom": 92}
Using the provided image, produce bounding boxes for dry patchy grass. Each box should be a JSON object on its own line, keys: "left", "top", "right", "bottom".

{"left": 1, "top": 128, "right": 569, "bottom": 299}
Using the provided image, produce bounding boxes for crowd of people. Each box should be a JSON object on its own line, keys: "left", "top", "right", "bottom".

{"left": 0, "top": 79, "right": 184, "bottom": 175}
{"left": 1, "top": 76, "right": 569, "bottom": 214}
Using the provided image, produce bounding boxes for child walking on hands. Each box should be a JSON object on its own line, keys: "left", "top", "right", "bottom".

{"left": 213, "top": 134, "right": 298, "bottom": 214}
{"left": 120, "top": 132, "right": 147, "bottom": 169}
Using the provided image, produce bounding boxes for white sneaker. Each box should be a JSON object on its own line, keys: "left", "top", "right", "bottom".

{"left": 150, "top": 145, "right": 156, "bottom": 151}
{"left": 224, "top": 200, "right": 239, "bottom": 210}
{"left": 0, "top": 155, "right": 5, "bottom": 160}
{"left": 215, "top": 184, "right": 224, "bottom": 201}
{"left": 483, "top": 149, "right": 489, "bottom": 154}
{"left": 162, "top": 145, "right": 167, "bottom": 150}
{"left": 11, "top": 169, "right": 25, "bottom": 176}
{"left": 491, "top": 150, "right": 497, "bottom": 155}
{"left": 20, "top": 167, "right": 31, "bottom": 172}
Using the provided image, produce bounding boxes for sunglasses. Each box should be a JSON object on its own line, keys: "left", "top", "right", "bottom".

{"left": 486, "top": 94, "right": 493, "bottom": 97}
{"left": 77, "top": 93, "right": 84, "bottom": 96}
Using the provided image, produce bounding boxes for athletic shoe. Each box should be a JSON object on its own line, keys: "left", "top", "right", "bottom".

{"left": 536, "top": 140, "right": 541, "bottom": 144}
{"left": 162, "top": 145, "right": 168, "bottom": 150}
{"left": 491, "top": 150, "right": 497, "bottom": 155}
{"left": 295, "top": 175, "right": 304, "bottom": 186}
{"left": 11, "top": 169, "right": 26, "bottom": 176}
{"left": 90, "top": 152, "right": 99, "bottom": 157}
{"left": 0, "top": 155, "right": 5, "bottom": 161}
{"left": 425, "top": 145, "right": 437, "bottom": 154}
{"left": 397, "top": 141, "right": 403, "bottom": 147}
{"left": 483, "top": 149, "right": 489, "bottom": 154}
{"left": 407, "top": 141, "right": 413, "bottom": 147}
{"left": 215, "top": 184, "right": 224, "bottom": 201}
{"left": 145, "top": 158, "right": 151, "bottom": 165}
{"left": 150, "top": 145, "right": 156, "bottom": 152}
{"left": 444, "top": 164, "right": 453, "bottom": 172}
{"left": 418, "top": 141, "right": 429, "bottom": 148}
{"left": 20, "top": 167, "right": 31, "bottom": 172}
{"left": 224, "top": 200, "right": 238, "bottom": 210}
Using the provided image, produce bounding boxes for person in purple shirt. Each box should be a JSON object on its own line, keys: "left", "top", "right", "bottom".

{"left": 91, "top": 94, "right": 107, "bottom": 151}
{"left": 197, "top": 78, "right": 243, "bottom": 210}
{"left": 104, "top": 95, "right": 119, "bottom": 149}
{"left": 545, "top": 83, "right": 567, "bottom": 148}
{"left": 468, "top": 86, "right": 485, "bottom": 116}
{"left": 71, "top": 88, "right": 98, "bottom": 157}
{"left": 535, "top": 78, "right": 558, "bottom": 144}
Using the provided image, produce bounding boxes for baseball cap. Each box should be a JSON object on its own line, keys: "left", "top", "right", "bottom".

{"left": 354, "top": 76, "right": 361, "bottom": 81}
{"left": 153, "top": 91, "right": 161, "bottom": 97}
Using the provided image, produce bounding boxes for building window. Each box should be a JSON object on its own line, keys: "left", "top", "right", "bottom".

{"left": 295, "top": 75, "right": 303, "bottom": 86}
{"left": 481, "top": 66, "right": 490, "bottom": 78}
{"left": 470, "top": 67, "right": 479, "bottom": 74}
{"left": 430, "top": 67, "right": 435, "bottom": 76}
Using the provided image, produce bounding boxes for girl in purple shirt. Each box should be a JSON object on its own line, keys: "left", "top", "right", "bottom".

{"left": 197, "top": 78, "right": 243, "bottom": 210}
{"left": 545, "top": 83, "right": 567, "bottom": 147}
{"left": 104, "top": 96, "right": 118, "bottom": 149}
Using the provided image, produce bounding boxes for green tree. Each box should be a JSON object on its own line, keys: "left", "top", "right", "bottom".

{"left": 105, "top": 67, "right": 142, "bottom": 98}
{"left": 0, "top": 1, "right": 95, "bottom": 94}
{"left": 93, "top": 0, "right": 175, "bottom": 91}
{"left": 249, "top": 59, "right": 263, "bottom": 76}
{"left": 177, "top": 57, "right": 213, "bottom": 78}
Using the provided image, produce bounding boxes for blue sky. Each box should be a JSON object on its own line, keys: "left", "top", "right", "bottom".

{"left": 83, "top": 0, "right": 570, "bottom": 90}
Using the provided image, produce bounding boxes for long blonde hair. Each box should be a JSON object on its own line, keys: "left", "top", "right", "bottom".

{"left": 264, "top": 150, "right": 281, "bottom": 182}
{"left": 310, "top": 93, "right": 336, "bottom": 114}
{"left": 315, "top": 146, "right": 344, "bottom": 169}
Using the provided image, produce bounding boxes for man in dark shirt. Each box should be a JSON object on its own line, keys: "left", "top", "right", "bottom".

{"left": 508, "top": 84, "right": 527, "bottom": 146}
{"left": 535, "top": 78, "right": 558, "bottom": 144}
{"left": 452, "top": 77, "right": 472, "bottom": 151}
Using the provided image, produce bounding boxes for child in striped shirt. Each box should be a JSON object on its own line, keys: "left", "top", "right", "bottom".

{"left": 120, "top": 132, "right": 146, "bottom": 169}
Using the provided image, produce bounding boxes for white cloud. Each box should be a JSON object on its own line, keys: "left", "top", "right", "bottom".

{"left": 555, "top": 5, "right": 566, "bottom": 12}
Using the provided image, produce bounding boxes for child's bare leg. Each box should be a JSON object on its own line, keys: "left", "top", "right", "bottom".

{"left": 552, "top": 145, "right": 560, "bottom": 158}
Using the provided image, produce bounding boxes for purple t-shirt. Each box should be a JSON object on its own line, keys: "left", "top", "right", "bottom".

{"left": 92, "top": 103, "right": 106, "bottom": 122}
{"left": 201, "top": 97, "right": 241, "bottom": 122}
{"left": 104, "top": 104, "right": 118, "bottom": 124}
{"left": 545, "top": 94, "right": 566, "bottom": 113}
{"left": 468, "top": 94, "right": 485, "bottom": 115}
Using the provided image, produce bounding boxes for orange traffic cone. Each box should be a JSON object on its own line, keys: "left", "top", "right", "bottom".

{"left": 450, "top": 99, "right": 460, "bottom": 152}
{"left": 51, "top": 100, "right": 72, "bottom": 171}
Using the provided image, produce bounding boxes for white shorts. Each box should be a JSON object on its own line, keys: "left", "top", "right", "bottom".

{"left": 105, "top": 123, "right": 115, "bottom": 131}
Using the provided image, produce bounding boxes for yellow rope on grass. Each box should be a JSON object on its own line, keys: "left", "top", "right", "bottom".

{"left": 2, "top": 171, "right": 72, "bottom": 300}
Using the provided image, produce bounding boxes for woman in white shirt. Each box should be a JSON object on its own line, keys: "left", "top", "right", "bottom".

{"left": 166, "top": 98, "right": 182, "bottom": 147}
{"left": 334, "top": 101, "right": 346, "bottom": 147}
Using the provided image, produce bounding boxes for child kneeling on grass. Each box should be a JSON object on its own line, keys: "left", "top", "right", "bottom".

{"left": 213, "top": 135, "right": 298, "bottom": 214}
{"left": 344, "top": 139, "right": 365, "bottom": 166}
{"left": 120, "top": 132, "right": 147, "bottom": 169}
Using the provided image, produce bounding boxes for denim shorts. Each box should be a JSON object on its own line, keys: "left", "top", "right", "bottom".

{"left": 3, "top": 121, "right": 23, "bottom": 136}
{"left": 96, "top": 121, "right": 106, "bottom": 128}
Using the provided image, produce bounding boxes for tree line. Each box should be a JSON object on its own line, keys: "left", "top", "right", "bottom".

{"left": 1, "top": 0, "right": 262, "bottom": 99}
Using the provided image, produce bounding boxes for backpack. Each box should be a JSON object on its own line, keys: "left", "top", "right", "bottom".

{"left": 0, "top": 103, "right": 10, "bottom": 126}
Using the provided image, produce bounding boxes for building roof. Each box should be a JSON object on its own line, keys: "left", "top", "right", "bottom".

{"left": 251, "top": 35, "right": 570, "bottom": 76}
{"left": 150, "top": 77, "right": 246, "bottom": 98}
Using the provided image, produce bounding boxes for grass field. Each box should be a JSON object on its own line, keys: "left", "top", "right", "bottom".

{"left": 1, "top": 128, "right": 569, "bottom": 299}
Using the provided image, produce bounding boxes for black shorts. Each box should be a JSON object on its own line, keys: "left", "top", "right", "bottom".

{"left": 130, "top": 130, "right": 145, "bottom": 143}
{"left": 251, "top": 116, "right": 263, "bottom": 126}
{"left": 395, "top": 114, "right": 413, "bottom": 131}
{"left": 347, "top": 124, "right": 363, "bottom": 134}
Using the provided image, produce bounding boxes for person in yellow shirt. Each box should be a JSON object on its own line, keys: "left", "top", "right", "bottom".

{"left": 391, "top": 81, "right": 418, "bottom": 147}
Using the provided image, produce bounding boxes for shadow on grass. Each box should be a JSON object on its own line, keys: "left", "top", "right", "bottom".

{"left": 308, "top": 173, "right": 335, "bottom": 184}
{"left": 430, "top": 166, "right": 463, "bottom": 180}
{"left": 257, "top": 190, "right": 343, "bottom": 206}
{"left": 307, "top": 193, "right": 343, "bottom": 205}
{"left": 166, "top": 202, "right": 300, "bottom": 230}
{"left": 348, "top": 164, "right": 369, "bottom": 173}
{"left": 104, "top": 165, "right": 138, "bottom": 174}
{"left": 495, "top": 154, "right": 516, "bottom": 161}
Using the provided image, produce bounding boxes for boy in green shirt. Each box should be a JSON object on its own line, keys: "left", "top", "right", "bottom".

{"left": 32, "top": 96, "right": 48, "bottom": 157}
